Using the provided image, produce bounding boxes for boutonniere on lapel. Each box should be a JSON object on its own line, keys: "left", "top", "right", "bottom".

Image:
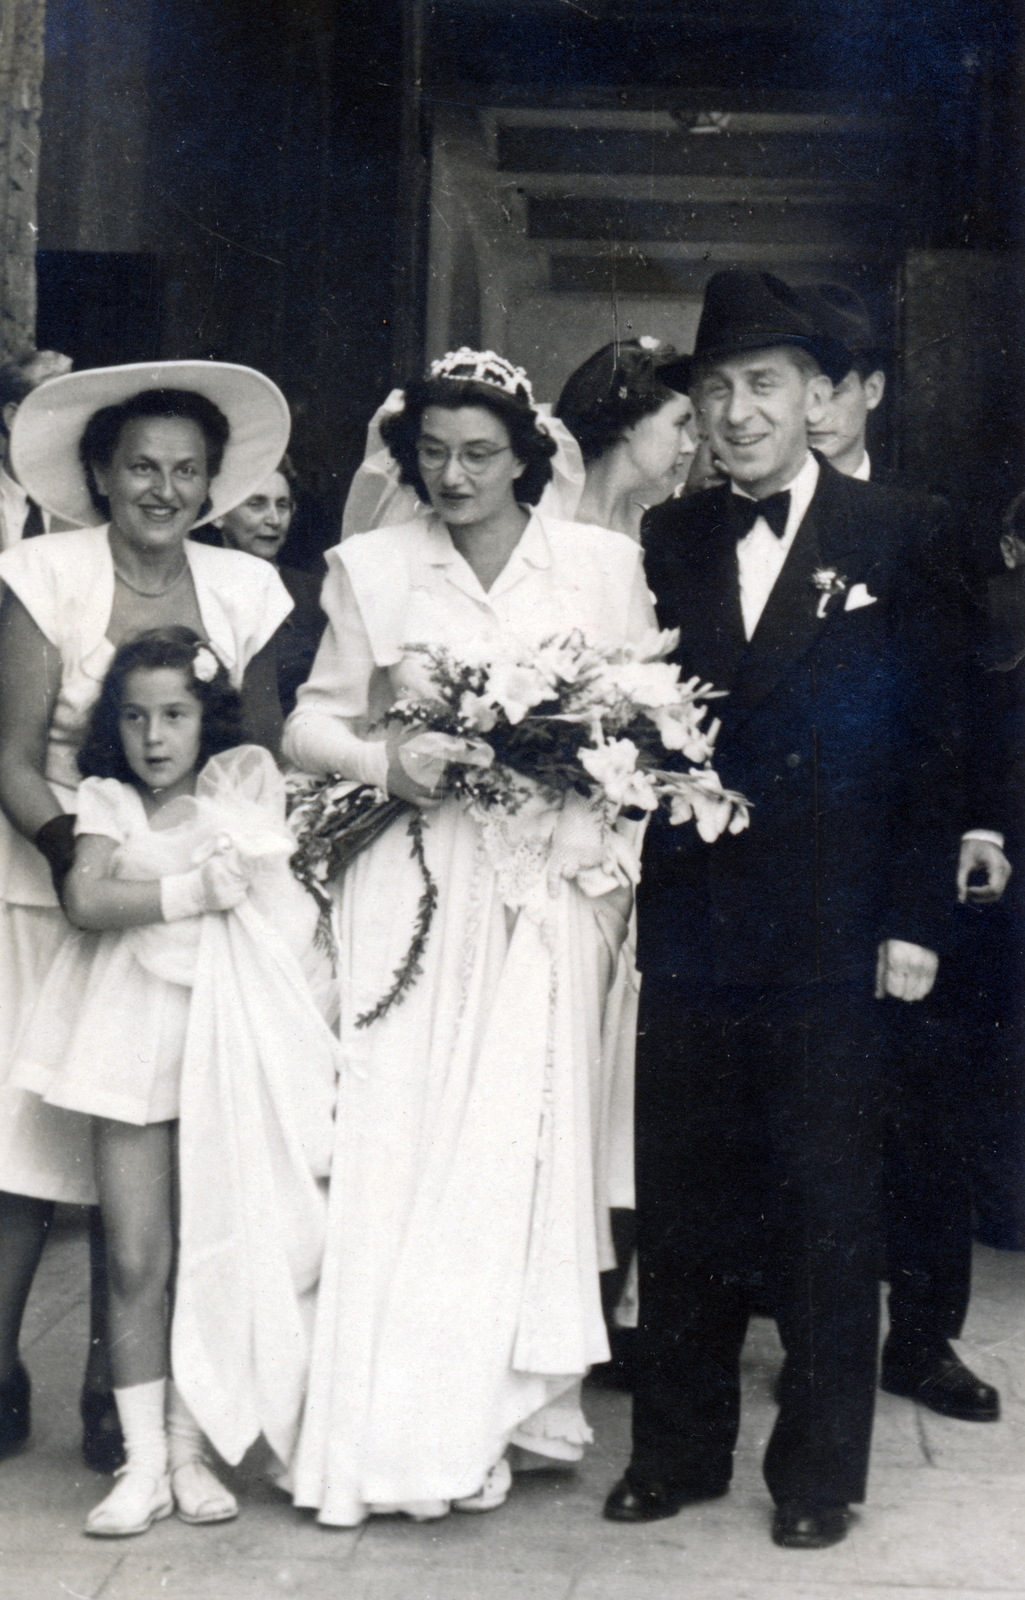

{"left": 810, "top": 568, "right": 848, "bottom": 619}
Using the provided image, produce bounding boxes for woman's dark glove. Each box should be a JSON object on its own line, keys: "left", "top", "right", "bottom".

{"left": 34, "top": 813, "right": 77, "bottom": 897}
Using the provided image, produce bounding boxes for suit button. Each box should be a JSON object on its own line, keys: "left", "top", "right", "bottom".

{"left": 786, "top": 752, "right": 801, "bottom": 768}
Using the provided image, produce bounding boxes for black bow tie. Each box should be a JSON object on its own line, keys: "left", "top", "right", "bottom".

{"left": 728, "top": 489, "right": 791, "bottom": 540}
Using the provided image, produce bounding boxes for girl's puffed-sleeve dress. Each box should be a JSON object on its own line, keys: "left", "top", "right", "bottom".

{"left": 283, "top": 510, "right": 655, "bottom": 1525}
{"left": 14, "top": 746, "right": 339, "bottom": 1472}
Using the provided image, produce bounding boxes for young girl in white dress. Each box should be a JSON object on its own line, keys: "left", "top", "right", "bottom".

{"left": 14, "top": 627, "right": 337, "bottom": 1538}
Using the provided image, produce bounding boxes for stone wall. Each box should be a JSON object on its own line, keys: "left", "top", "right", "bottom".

{"left": 0, "top": 0, "right": 45, "bottom": 359}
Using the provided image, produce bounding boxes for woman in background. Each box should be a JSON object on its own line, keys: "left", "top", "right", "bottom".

{"left": 555, "top": 338, "right": 695, "bottom": 540}
{"left": 213, "top": 457, "right": 326, "bottom": 716}
{"left": 554, "top": 336, "right": 697, "bottom": 1379}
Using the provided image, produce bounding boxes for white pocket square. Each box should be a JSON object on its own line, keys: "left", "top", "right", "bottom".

{"left": 844, "top": 583, "right": 878, "bottom": 611}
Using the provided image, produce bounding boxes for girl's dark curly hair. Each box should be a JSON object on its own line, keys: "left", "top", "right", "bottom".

{"left": 555, "top": 341, "right": 690, "bottom": 462}
{"left": 379, "top": 378, "right": 556, "bottom": 507}
{"left": 79, "top": 389, "right": 231, "bottom": 520}
{"left": 77, "top": 627, "right": 244, "bottom": 784}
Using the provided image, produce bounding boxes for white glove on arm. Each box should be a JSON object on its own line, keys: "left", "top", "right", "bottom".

{"left": 160, "top": 848, "right": 250, "bottom": 921}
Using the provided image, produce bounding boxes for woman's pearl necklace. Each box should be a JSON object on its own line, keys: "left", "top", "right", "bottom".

{"left": 113, "top": 559, "right": 190, "bottom": 599}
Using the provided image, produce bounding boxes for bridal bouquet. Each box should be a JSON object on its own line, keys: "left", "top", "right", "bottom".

{"left": 387, "top": 627, "right": 747, "bottom": 833}
{"left": 287, "top": 629, "right": 747, "bottom": 1025}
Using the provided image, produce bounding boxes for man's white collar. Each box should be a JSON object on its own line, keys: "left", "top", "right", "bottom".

{"left": 731, "top": 451, "right": 818, "bottom": 502}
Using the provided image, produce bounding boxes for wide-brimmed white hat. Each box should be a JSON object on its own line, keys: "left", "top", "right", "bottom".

{"left": 9, "top": 360, "right": 291, "bottom": 527}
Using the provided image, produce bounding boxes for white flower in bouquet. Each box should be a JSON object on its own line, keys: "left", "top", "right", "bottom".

{"left": 666, "top": 768, "right": 750, "bottom": 842}
{"left": 532, "top": 632, "right": 599, "bottom": 686}
{"left": 459, "top": 690, "right": 499, "bottom": 732}
{"left": 485, "top": 659, "right": 554, "bottom": 725}
{"left": 580, "top": 736, "right": 659, "bottom": 811}
{"left": 626, "top": 627, "right": 681, "bottom": 663}
{"left": 651, "top": 703, "right": 721, "bottom": 764}
{"left": 602, "top": 657, "right": 684, "bottom": 709}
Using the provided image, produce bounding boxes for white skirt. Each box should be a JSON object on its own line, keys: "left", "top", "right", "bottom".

{"left": 0, "top": 902, "right": 97, "bottom": 1204}
{"left": 291, "top": 799, "right": 621, "bottom": 1524}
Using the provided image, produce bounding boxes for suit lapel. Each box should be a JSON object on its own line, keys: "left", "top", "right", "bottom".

{"left": 726, "top": 466, "right": 861, "bottom": 716}
{"left": 671, "top": 488, "right": 748, "bottom": 690}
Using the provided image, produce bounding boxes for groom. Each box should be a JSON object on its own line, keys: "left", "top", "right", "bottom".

{"left": 605, "top": 272, "right": 965, "bottom": 1548}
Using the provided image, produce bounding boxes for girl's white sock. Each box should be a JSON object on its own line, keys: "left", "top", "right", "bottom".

{"left": 113, "top": 1378, "right": 168, "bottom": 1477}
{"left": 165, "top": 1380, "right": 206, "bottom": 1471}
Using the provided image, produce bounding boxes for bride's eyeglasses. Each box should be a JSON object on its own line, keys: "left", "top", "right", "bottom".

{"left": 416, "top": 441, "right": 512, "bottom": 474}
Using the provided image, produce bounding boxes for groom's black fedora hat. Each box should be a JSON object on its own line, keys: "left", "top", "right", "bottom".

{"left": 692, "top": 270, "right": 852, "bottom": 385}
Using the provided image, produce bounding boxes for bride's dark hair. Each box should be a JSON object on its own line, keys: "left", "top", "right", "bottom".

{"left": 381, "top": 378, "right": 556, "bottom": 507}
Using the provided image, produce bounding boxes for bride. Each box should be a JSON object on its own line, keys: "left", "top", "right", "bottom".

{"left": 284, "top": 349, "right": 655, "bottom": 1525}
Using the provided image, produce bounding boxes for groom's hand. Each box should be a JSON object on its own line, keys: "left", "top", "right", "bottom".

{"left": 875, "top": 939, "right": 939, "bottom": 1002}
{"left": 957, "top": 837, "right": 1012, "bottom": 904}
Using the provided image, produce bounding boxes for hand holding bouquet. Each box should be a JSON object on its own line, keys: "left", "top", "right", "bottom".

{"left": 288, "top": 629, "right": 748, "bottom": 1024}
{"left": 387, "top": 627, "right": 749, "bottom": 843}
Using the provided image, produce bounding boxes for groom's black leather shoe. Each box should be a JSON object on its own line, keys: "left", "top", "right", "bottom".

{"left": 880, "top": 1341, "right": 1000, "bottom": 1422}
{"left": 603, "top": 1476, "right": 728, "bottom": 1523}
{"left": 771, "top": 1501, "right": 849, "bottom": 1549}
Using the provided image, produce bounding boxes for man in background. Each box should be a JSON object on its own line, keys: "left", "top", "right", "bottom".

{"left": 0, "top": 350, "right": 74, "bottom": 548}
{"left": 802, "top": 286, "right": 886, "bottom": 482}
{"left": 959, "top": 492, "right": 1025, "bottom": 1249}
{"left": 801, "top": 284, "right": 1008, "bottom": 1424}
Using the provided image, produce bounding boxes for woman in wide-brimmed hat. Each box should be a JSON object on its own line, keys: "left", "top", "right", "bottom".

{"left": 0, "top": 361, "right": 292, "bottom": 1477}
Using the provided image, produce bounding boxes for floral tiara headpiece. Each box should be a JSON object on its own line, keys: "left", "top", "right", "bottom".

{"left": 428, "top": 348, "right": 535, "bottom": 408}
{"left": 192, "top": 645, "right": 219, "bottom": 683}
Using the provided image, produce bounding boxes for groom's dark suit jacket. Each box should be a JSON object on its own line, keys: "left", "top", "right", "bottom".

{"left": 637, "top": 460, "right": 966, "bottom": 991}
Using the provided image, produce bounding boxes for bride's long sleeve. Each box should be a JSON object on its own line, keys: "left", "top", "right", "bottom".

{"left": 282, "top": 560, "right": 390, "bottom": 789}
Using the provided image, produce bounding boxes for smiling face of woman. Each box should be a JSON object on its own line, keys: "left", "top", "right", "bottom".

{"left": 620, "top": 391, "right": 696, "bottom": 485}
{"left": 93, "top": 416, "right": 211, "bottom": 553}
{"left": 220, "top": 470, "right": 294, "bottom": 562}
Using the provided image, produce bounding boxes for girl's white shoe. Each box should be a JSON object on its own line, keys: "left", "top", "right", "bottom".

{"left": 171, "top": 1459, "right": 239, "bottom": 1525}
{"left": 85, "top": 1466, "right": 174, "bottom": 1537}
{"left": 453, "top": 1456, "right": 512, "bottom": 1513}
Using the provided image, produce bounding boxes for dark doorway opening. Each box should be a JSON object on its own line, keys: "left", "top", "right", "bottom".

{"left": 35, "top": 252, "right": 164, "bottom": 369}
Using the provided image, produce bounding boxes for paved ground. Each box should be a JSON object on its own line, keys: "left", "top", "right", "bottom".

{"left": 1, "top": 1214, "right": 1023, "bottom": 1600}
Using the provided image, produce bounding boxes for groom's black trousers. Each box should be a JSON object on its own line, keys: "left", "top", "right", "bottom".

{"left": 629, "top": 975, "right": 886, "bottom": 1508}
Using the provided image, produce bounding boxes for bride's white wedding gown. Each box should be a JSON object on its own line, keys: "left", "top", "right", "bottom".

{"left": 283, "top": 510, "right": 654, "bottom": 1524}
